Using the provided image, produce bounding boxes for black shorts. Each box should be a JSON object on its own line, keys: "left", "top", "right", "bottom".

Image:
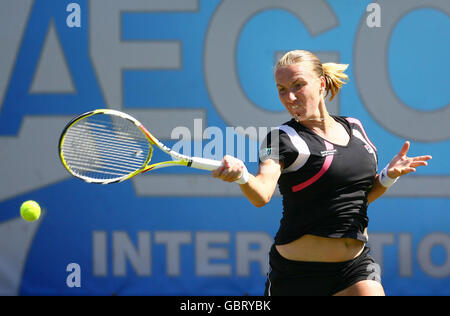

{"left": 264, "top": 244, "right": 381, "bottom": 296}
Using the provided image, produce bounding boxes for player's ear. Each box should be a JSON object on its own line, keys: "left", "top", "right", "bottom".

{"left": 319, "top": 76, "right": 326, "bottom": 96}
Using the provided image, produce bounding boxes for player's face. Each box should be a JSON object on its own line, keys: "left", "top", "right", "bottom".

{"left": 275, "top": 63, "right": 324, "bottom": 121}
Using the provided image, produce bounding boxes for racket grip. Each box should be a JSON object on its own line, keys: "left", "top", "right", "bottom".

{"left": 190, "top": 157, "right": 223, "bottom": 171}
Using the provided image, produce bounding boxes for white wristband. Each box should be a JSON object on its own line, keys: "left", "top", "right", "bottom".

{"left": 235, "top": 165, "right": 249, "bottom": 185}
{"left": 379, "top": 164, "right": 398, "bottom": 188}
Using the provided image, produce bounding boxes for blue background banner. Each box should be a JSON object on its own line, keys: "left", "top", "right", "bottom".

{"left": 0, "top": 0, "right": 449, "bottom": 296}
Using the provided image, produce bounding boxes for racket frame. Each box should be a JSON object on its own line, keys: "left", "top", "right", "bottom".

{"left": 59, "top": 109, "right": 220, "bottom": 184}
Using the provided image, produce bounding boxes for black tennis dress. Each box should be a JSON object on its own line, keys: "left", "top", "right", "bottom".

{"left": 260, "top": 116, "right": 381, "bottom": 296}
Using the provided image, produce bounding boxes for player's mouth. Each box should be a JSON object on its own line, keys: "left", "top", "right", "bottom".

{"left": 289, "top": 104, "right": 304, "bottom": 113}
{"left": 287, "top": 103, "right": 302, "bottom": 110}
{"left": 287, "top": 104, "right": 306, "bottom": 121}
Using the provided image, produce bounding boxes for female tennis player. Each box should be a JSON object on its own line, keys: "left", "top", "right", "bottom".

{"left": 212, "top": 50, "right": 432, "bottom": 296}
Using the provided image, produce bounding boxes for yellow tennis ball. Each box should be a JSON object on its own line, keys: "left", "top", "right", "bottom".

{"left": 20, "top": 200, "right": 41, "bottom": 222}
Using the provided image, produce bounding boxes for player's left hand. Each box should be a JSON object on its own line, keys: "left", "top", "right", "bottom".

{"left": 387, "top": 141, "right": 432, "bottom": 178}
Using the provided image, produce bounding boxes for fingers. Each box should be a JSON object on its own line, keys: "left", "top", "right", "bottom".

{"left": 212, "top": 155, "right": 244, "bottom": 182}
{"left": 398, "top": 140, "right": 410, "bottom": 157}
{"left": 388, "top": 153, "right": 432, "bottom": 178}
{"left": 392, "top": 166, "right": 415, "bottom": 175}
{"left": 211, "top": 157, "right": 228, "bottom": 178}
{"left": 412, "top": 155, "right": 433, "bottom": 161}
{"left": 397, "top": 141, "right": 432, "bottom": 161}
{"left": 388, "top": 141, "right": 432, "bottom": 178}
{"left": 407, "top": 154, "right": 432, "bottom": 168}
{"left": 409, "top": 161, "right": 428, "bottom": 168}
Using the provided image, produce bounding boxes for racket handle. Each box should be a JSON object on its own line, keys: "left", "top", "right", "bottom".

{"left": 189, "top": 157, "right": 223, "bottom": 171}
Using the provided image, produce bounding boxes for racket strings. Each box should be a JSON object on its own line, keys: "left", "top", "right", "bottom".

{"left": 61, "top": 114, "right": 151, "bottom": 182}
{"left": 64, "top": 126, "right": 144, "bottom": 165}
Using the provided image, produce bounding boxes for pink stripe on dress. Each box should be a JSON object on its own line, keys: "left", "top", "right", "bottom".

{"left": 346, "top": 117, "right": 377, "bottom": 151}
{"left": 292, "top": 141, "right": 334, "bottom": 192}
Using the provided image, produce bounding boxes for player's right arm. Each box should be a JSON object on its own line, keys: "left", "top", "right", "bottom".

{"left": 242, "top": 158, "right": 282, "bottom": 207}
{"left": 212, "top": 156, "right": 281, "bottom": 208}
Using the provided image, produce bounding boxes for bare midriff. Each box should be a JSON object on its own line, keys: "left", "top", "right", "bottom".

{"left": 275, "top": 228, "right": 368, "bottom": 262}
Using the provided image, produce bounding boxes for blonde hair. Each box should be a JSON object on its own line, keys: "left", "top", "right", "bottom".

{"left": 274, "top": 50, "right": 349, "bottom": 101}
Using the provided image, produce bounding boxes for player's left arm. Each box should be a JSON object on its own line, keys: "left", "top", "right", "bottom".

{"left": 368, "top": 141, "right": 432, "bottom": 204}
{"left": 367, "top": 174, "right": 388, "bottom": 204}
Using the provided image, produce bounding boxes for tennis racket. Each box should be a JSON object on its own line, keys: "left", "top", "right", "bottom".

{"left": 59, "top": 109, "right": 223, "bottom": 184}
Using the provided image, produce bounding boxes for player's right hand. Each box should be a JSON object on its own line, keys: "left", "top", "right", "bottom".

{"left": 212, "top": 155, "right": 246, "bottom": 183}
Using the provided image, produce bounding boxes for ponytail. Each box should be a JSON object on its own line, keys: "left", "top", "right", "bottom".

{"left": 322, "top": 63, "right": 349, "bottom": 101}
